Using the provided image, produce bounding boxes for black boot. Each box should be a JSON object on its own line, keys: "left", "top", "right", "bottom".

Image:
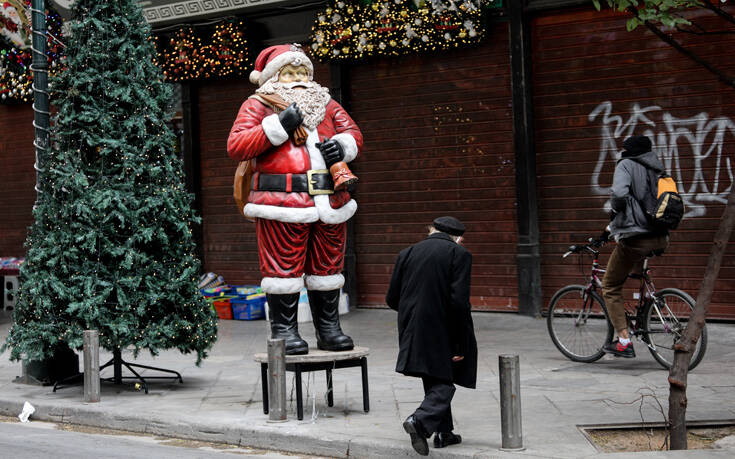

{"left": 267, "top": 293, "right": 308, "bottom": 355}
{"left": 307, "top": 289, "right": 354, "bottom": 351}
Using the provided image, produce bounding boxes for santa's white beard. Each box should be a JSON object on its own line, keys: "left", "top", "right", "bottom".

{"left": 256, "top": 80, "right": 330, "bottom": 130}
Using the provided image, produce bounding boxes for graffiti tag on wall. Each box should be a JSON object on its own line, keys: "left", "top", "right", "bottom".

{"left": 589, "top": 101, "right": 735, "bottom": 217}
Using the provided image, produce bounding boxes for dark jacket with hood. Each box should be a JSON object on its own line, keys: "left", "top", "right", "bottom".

{"left": 609, "top": 136, "right": 667, "bottom": 240}
{"left": 385, "top": 232, "right": 478, "bottom": 389}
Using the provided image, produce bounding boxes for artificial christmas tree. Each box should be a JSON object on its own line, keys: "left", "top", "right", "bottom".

{"left": 4, "top": 0, "right": 217, "bottom": 382}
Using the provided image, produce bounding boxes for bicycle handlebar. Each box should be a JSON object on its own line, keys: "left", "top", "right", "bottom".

{"left": 562, "top": 236, "right": 608, "bottom": 258}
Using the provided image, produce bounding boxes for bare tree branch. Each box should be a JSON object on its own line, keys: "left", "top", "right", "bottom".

{"left": 701, "top": 0, "right": 735, "bottom": 25}
{"left": 596, "top": 387, "right": 669, "bottom": 451}
{"left": 626, "top": 6, "right": 735, "bottom": 88}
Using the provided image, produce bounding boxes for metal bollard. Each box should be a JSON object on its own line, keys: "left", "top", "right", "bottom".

{"left": 499, "top": 354, "right": 524, "bottom": 451}
{"left": 267, "top": 338, "right": 287, "bottom": 422}
{"left": 83, "top": 330, "right": 100, "bottom": 403}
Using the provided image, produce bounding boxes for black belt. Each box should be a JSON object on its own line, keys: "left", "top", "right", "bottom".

{"left": 252, "top": 170, "right": 334, "bottom": 195}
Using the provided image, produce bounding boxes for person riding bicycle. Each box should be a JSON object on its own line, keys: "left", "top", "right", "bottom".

{"left": 601, "top": 135, "right": 669, "bottom": 358}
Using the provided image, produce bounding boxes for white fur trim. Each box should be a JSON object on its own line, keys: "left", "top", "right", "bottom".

{"left": 305, "top": 274, "right": 344, "bottom": 291}
{"left": 305, "top": 129, "right": 327, "bottom": 169}
{"left": 243, "top": 203, "right": 319, "bottom": 223}
{"left": 249, "top": 70, "right": 261, "bottom": 85}
{"left": 331, "top": 133, "right": 358, "bottom": 163}
{"left": 314, "top": 195, "right": 357, "bottom": 224}
{"left": 304, "top": 129, "right": 358, "bottom": 224}
{"left": 261, "top": 114, "right": 289, "bottom": 146}
{"left": 259, "top": 51, "right": 314, "bottom": 86}
{"left": 261, "top": 276, "right": 304, "bottom": 294}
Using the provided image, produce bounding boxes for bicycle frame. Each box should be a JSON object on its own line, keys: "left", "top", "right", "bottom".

{"left": 567, "top": 247, "right": 606, "bottom": 326}
{"left": 627, "top": 259, "right": 684, "bottom": 349}
{"left": 572, "top": 247, "right": 681, "bottom": 349}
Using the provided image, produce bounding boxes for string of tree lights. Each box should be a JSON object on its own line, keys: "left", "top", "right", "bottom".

{"left": 309, "top": 0, "right": 502, "bottom": 61}
{"left": 3, "top": 0, "right": 218, "bottom": 365}
{"left": 0, "top": 1, "right": 63, "bottom": 103}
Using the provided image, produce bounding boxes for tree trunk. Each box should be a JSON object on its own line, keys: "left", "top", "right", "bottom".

{"left": 668, "top": 187, "right": 735, "bottom": 449}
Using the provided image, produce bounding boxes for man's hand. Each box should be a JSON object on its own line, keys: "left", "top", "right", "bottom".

{"left": 316, "top": 137, "right": 345, "bottom": 168}
{"left": 278, "top": 102, "right": 303, "bottom": 134}
{"left": 452, "top": 356, "right": 464, "bottom": 362}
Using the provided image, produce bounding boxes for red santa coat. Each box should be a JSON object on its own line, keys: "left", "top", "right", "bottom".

{"left": 227, "top": 97, "right": 363, "bottom": 225}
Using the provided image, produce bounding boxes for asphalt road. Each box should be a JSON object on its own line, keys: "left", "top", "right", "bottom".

{"left": 0, "top": 418, "right": 323, "bottom": 459}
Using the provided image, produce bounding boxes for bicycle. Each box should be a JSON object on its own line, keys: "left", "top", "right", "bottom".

{"left": 546, "top": 237, "right": 707, "bottom": 370}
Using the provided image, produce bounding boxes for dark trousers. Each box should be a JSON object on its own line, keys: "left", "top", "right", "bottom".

{"left": 413, "top": 377, "right": 455, "bottom": 435}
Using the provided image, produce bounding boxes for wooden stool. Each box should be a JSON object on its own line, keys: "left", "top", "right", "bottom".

{"left": 254, "top": 346, "right": 370, "bottom": 420}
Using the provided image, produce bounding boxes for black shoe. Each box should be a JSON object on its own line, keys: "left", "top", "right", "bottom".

{"left": 433, "top": 432, "right": 462, "bottom": 448}
{"left": 403, "top": 415, "right": 429, "bottom": 456}
{"left": 603, "top": 339, "right": 636, "bottom": 358}
{"left": 307, "top": 289, "right": 354, "bottom": 351}
{"left": 267, "top": 293, "right": 308, "bottom": 355}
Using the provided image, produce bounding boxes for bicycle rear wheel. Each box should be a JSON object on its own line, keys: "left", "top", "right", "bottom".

{"left": 644, "top": 288, "right": 707, "bottom": 371}
{"left": 547, "top": 285, "right": 613, "bottom": 362}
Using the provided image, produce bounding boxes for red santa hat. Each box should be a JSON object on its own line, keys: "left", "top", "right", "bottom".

{"left": 249, "top": 44, "right": 314, "bottom": 86}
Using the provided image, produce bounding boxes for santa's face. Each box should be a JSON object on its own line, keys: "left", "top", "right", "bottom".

{"left": 278, "top": 64, "right": 309, "bottom": 85}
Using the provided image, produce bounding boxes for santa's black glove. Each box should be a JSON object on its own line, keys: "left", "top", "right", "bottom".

{"left": 316, "top": 138, "right": 345, "bottom": 168}
{"left": 278, "top": 103, "right": 303, "bottom": 134}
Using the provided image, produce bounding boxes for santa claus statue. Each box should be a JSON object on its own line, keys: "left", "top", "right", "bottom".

{"left": 227, "top": 44, "right": 362, "bottom": 355}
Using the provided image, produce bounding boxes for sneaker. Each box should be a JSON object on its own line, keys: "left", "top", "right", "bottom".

{"left": 603, "top": 339, "right": 636, "bottom": 358}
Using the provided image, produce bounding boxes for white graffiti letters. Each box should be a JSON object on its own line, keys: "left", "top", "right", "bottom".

{"left": 589, "top": 101, "right": 735, "bottom": 217}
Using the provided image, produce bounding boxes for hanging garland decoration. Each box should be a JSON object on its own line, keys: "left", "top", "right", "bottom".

{"left": 1, "top": 15, "right": 249, "bottom": 103}
{"left": 310, "top": 0, "right": 498, "bottom": 61}
{"left": 156, "top": 19, "right": 249, "bottom": 83}
{"left": 0, "top": 2, "right": 64, "bottom": 103}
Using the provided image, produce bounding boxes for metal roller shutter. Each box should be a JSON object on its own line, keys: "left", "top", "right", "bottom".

{"left": 0, "top": 105, "right": 35, "bottom": 257}
{"left": 348, "top": 25, "right": 518, "bottom": 310}
{"left": 533, "top": 6, "right": 735, "bottom": 318}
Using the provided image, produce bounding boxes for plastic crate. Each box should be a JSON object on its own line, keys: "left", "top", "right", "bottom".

{"left": 213, "top": 298, "right": 233, "bottom": 320}
{"left": 228, "top": 285, "right": 262, "bottom": 296}
{"left": 231, "top": 295, "right": 266, "bottom": 320}
{"left": 201, "top": 285, "right": 230, "bottom": 297}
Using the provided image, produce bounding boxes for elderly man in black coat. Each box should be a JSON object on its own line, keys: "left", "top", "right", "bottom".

{"left": 386, "top": 216, "right": 478, "bottom": 456}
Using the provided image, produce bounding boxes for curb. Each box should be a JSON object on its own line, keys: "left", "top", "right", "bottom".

{"left": 3, "top": 398, "right": 733, "bottom": 458}
{"left": 0, "top": 396, "right": 546, "bottom": 458}
{"left": 0, "top": 397, "right": 353, "bottom": 457}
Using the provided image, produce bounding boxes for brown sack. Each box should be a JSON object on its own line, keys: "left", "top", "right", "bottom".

{"left": 233, "top": 160, "right": 254, "bottom": 222}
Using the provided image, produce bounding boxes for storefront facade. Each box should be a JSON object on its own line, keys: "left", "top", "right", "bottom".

{"left": 2, "top": 1, "right": 734, "bottom": 316}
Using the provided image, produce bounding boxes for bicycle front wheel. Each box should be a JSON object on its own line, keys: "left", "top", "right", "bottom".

{"left": 644, "top": 288, "right": 707, "bottom": 371}
{"left": 547, "top": 285, "right": 614, "bottom": 362}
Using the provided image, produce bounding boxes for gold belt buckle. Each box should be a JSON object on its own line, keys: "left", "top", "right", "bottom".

{"left": 307, "top": 169, "right": 333, "bottom": 195}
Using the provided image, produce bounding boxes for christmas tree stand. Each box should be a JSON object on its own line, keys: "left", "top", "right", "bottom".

{"left": 53, "top": 349, "right": 183, "bottom": 394}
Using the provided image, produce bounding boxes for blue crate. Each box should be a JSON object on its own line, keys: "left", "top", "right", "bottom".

{"left": 231, "top": 295, "right": 266, "bottom": 320}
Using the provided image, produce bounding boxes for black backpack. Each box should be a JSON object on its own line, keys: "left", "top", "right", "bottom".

{"left": 629, "top": 158, "right": 685, "bottom": 231}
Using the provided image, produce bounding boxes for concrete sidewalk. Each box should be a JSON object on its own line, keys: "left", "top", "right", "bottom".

{"left": 0, "top": 308, "right": 733, "bottom": 458}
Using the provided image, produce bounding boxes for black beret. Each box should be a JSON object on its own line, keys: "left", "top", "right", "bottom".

{"left": 623, "top": 135, "right": 652, "bottom": 155}
{"left": 433, "top": 216, "right": 465, "bottom": 236}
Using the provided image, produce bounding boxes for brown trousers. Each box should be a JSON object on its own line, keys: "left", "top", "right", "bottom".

{"left": 601, "top": 234, "right": 669, "bottom": 333}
